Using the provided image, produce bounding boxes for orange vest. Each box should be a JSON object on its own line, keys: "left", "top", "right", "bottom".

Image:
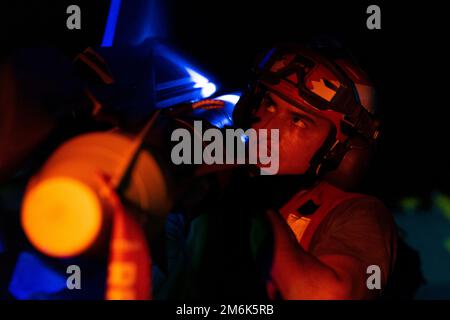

{"left": 279, "top": 181, "right": 367, "bottom": 251}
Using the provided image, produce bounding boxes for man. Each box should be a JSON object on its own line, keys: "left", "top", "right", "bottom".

{"left": 226, "top": 43, "right": 398, "bottom": 299}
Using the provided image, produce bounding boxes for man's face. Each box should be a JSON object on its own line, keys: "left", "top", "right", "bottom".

{"left": 251, "top": 92, "right": 333, "bottom": 175}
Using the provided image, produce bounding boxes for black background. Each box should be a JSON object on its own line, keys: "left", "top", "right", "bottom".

{"left": 1, "top": 0, "right": 448, "bottom": 206}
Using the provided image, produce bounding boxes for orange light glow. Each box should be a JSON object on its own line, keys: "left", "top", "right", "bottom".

{"left": 21, "top": 177, "right": 103, "bottom": 258}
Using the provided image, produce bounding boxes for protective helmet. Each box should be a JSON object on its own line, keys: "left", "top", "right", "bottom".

{"left": 233, "top": 43, "right": 380, "bottom": 190}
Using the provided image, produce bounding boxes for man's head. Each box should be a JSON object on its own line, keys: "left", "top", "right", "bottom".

{"left": 234, "top": 43, "right": 380, "bottom": 190}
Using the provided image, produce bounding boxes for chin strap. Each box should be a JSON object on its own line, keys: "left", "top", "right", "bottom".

{"left": 307, "top": 124, "right": 346, "bottom": 177}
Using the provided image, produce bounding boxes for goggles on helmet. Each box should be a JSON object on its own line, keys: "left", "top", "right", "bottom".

{"left": 254, "top": 44, "right": 380, "bottom": 142}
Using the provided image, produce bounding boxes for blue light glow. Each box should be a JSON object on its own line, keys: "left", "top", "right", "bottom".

{"left": 201, "top": 83, "right": 217, "bottom": 98}
{"left": 206, "top": 114, "right": 233, "bottom": 129}
{"left": 185, "top": 67, "right": 217, "bottom": 98}
{"left": 258, "top": 47, "right": 276, "bottom": 69}
{"left": 101, "top": 0, "right": 122, "bottom": 47}
{"left": 185, "top": 67, "right": 209, "bottom": 87}
{"left": 152, "top": 44, "right": 219, "bottom": 107}
{"left": 9, "top": 252, "right": 66, "bottom": 299}
{"left": 0, "top": 235, "right": 4, "bottom": 254}
{"left": 215, "top": 94, "right": 241, "bottom": 105}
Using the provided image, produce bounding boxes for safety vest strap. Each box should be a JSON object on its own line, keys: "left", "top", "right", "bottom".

{"left": 279, "top": 182, "right": 366, "bottom": 251}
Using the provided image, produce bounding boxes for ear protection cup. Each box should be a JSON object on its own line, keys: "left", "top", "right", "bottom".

{"left": 323, "top": 136, "right": 374, "bottom": 191}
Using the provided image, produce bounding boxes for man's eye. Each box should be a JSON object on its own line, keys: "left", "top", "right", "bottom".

{"left": 292, "top": 115, "right": 306, "bottom": 128}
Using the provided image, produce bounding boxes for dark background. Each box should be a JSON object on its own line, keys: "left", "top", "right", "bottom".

{"left": 1, "top": 0, "right": 448, "bottom": 206}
